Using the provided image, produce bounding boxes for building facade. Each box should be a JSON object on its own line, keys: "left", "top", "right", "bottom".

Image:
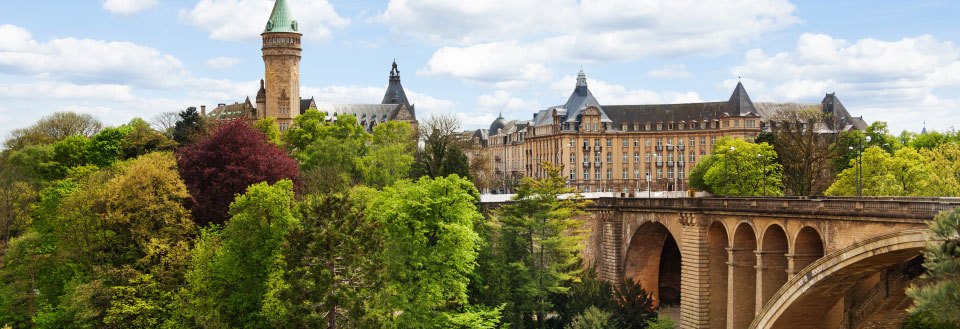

{"left": 468, "top": 70, "right": 867, "bottom": 194}
{"left": 206, "top": 0, "right": 417, "bottom": 130}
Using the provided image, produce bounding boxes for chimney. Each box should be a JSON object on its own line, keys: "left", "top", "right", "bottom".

{"left": 200, "top": 105, "right": 206, "bottom": 116}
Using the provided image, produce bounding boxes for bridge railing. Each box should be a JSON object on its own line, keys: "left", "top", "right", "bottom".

{"left": 592, "top": 197, "right": 960, "bottom": 219}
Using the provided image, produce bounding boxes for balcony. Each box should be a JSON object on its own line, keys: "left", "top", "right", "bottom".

{"left": 656, "top": 161, "right": 663, "bottom": 167}
{"left": 583, "top": 161, "right": 590, "bottom": 168}
{"left": 494, "top": 156, "right": 502, "bottom": 162}
{"left": 667, "top": 145, "right": 674, "bottom": 151}
{"left": 655, "top": 145, "right": 663, "bottom": 151}
{"left": 667, "top": 161, "right": 674, "bottom": 167}
{"left": 678, "top": 161, "right": 685, "bottom": 167}
{"left": 678, "top": 145, "right": 685, "bottom": 151}
{"left": 594, "top": 161, "right": 602, "bottom": 167}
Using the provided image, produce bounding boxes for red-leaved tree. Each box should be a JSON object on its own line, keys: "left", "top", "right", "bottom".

{"left": 177, "top": 120, "right": 299, "bottom": 226}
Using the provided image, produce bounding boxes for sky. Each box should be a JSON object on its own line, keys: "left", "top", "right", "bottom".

{"left": 1, "top": 0, "right": 959, "bottom": 139}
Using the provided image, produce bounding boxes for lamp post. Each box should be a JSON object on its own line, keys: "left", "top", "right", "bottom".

{"left": 757, "top": 153, "right": 766, "bottom": 196}
{"left": 849, "top": 135, "right": 871, "bottom": 197}
{"left": 725, "top": 146, "right": 736, "bottom": 196}
{"left": 646, "top": 173, "right": 651, "bottom": 198}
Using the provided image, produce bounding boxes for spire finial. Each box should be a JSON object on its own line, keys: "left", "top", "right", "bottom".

{"left": 498, "top": 110, "right": 503, "bottom": 118}
{"left": 390, "top": 60, "right": 399, "bottom": 78}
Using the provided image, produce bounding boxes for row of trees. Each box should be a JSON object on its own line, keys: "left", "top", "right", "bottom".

{"left": 0, "top": 110, "right": 668, "bottom": 328}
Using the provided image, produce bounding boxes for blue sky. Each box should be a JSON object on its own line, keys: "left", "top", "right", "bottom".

{"left": 1, "top": 0, "right": 958, "bottom": 139}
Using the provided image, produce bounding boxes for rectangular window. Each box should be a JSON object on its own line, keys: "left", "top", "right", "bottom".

{"left": 657, "top": 169, "right": 663, "bottom": 179}
{"left": 594, "top": 153, "right": 600, "bottom": 162}
{"left": 657, "top": 123, "right": 663, "bottom": 130}
{"left": 594, "top": 139, "right": 600, "bottom": 147}
{"left": 595, "top": 168, "right": 601, "bottom": 180}
{"left": 570, "top": 153, "right": 576, "bottom": 164}
{"left": 634, "top": 169, "right": 640, "bottom": 179}
{"left": 657, "top": 138, "right": 663, "bottom": 147}
{"left": 607, "top": 169, "right": 613, "bottom": 179}
{"left": 622, "top": 153, "right": 628, "bottom": 163}
{"left": 606, "top": 139, "right": 613, "bottom": 147}
{"left": 622, "top": 139, "right": 628, "bottom": 147}
{"left": 584, "top": 171, "right": 590, "bottom": 180}
{"left": 668, "top": 153, "right": 674, "bottom": 162}
{"left": 645, "top": 139, "right": 652, "bottom": 147}
{"left": 569, "top": 138, "right": 575, "bottom": 147}
{"left": 621, "top": 170, "right": 627, "bottom": 179}
{"left": 645, "top": 123, "right": 651, "bottom": 130}
{"left": 634, "top": 123, "right": 640, "bottom": 131}
{"left": 634, "top": 152, "right": 640, "bottom": 162}
{"left": 570, "top": 170, "right": 576, "bottom": 180}
{"left": 701, "top": 136, "right": 706, "bottom": 145}
{"left": 621, "top": 123, "right": 627, "bottom": 131}
{"left": 711, "top": 136, "right": 717, "bottom": 145}
{"left": 606, "top": 152, "right": 612, "bottom": 163}
{"left": 645, "top": 153, "right": 651, "bottom": 162}
{"left": 690, "top": 137, "right": 696, "bottom": 147}
{"left": 668, "top": 168, "right": 674, "bottom": 179}
{"left": 679, "top": 170, "right": 685, "bottom": 178}
{"left": 634, "top": 138, "right": 640, "bottom": 147}
{"left": 584, "top": 187, "right": 590, "bottom": 193}
{"left": 734, "top": 120, "right": 740, "bottom": 128}
{"left": 689, "top": 153, "right": 696, "bottom": 162}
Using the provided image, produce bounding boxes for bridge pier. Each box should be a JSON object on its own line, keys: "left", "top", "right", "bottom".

{"left": 678, "top": 214, "right": 709, "bottom": 329}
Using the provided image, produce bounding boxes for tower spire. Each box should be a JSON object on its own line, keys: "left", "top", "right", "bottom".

{"left": 263, "top": 0, "right": 299, "bottom": 34}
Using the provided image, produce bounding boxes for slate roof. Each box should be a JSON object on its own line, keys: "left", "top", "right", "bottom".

{"left": 299, "top": 97, "right": 315, "bottom": 113}
{"left": 312, "top": 103, "right": 401, "bottom": 122}
{"left": 382, "top": 60, "right": 411, "bottom": 108}
{"left": 603, "top": 102, "right": 728, "bottom": 128}
{"left": 727, "top": 81, "right": 757, "bottom": 116}
{"left": 563, "top": 70, "right": 611, "bottom": 123}
{"left": 490, "top": 114, "right": 507, "bottom": 135}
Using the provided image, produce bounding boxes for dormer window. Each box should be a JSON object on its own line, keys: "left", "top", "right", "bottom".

{"left": 657, "top": 123, "right": 662, "bottom": 131}
{"left": 645, "top": 123, "right": 651, "bottom": 130}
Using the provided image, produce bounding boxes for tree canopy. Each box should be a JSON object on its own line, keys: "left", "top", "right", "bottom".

{"left": 688, "top": 138, "right": 783, "bottom": 196}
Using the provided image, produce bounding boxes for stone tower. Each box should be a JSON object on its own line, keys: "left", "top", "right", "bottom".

{"left": 261, "top": 0, "right": 301, "bottom": 130}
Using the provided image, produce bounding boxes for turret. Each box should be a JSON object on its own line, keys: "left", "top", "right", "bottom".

{"left": 261, "top": 0, "right": 301, "bottom": 130}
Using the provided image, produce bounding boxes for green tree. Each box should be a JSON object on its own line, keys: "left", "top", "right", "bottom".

{"left": 690, "top": 138, "right": 783, "bottom": 196}
{"left": 921, "top": 143, "right": 960, "bottom": 197}
{"left": 825, "top": 147, "right": 934, "bottom": 196}
{"left": 120, "top": 118, "right": 177, "bottom": 159}
{"left": 280, "top": 187, "right": 381, "bottom": 328}
{"left": 565, "top": 306, "right": 614, "bottom": 329}
{"left": 906, "top": 207, "right": 960, "bottom": 327}
{"left": 87, "top": 126, "right": 132, "bottom": 167}
{"left": 3, "top": 112, "right": 102, "bottom": 151}
{"left": 612, "top": 278, "right": 657, "bottom": 329}
{"left": 172, "top": 107, "right": 207, "bottom": 145}
{"left": 644, "top": 316, "right": 676, "bottom": 329}
{"left": 412, "top": 115, "right": 472, "bottom": 179}
{"left": 179, "top": 180, "right": 298, "bottom": 328}
{"left": 366, "top": 175, "right": 497, "bottom": 328}
{"left": 554, "top": 266, "right": 615, "bottom": 327}
{"left": 286, "top": 110, "right": 371, "bottom": 193}
{"left": 358, "top": 121, "right": 416, "bottom": 188}
{"left": 253, "top": 117, "right": 283, "bottom": 146}
{"left": 494, "top": 162, "right": 590, "bottom": 328}
{"left": 766, "top": 108, "right": 844, "bottom": 195}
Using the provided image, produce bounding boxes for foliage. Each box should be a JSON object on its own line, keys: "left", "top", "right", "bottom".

{"left": 565, "top": 306, "right": 614, "bottom": 329}
{"left": 554, "top": 266, "right": 615, "bottom": 327}
{"left": 766, "top": 108, "right": 844, "bottom": 195}
{"left": 280, "top": 187, "right": 381, "bottom": 328}
{"left": 906, "top": 207, "right": 960, "bottom": 327}
{"left": 0, "top": 152, "right": 196, "bottom": 327}
{"left": 253, "top": 117, "right": 283, "bottom": 146}
{"left": 901, "top": 311, "right": 957, "bottom": 329}
{"left": 172, "top": 107, "right": 207, "bottom": 145}
{"left": 120, "top": 118, "right": 177, "bottom": 159}
{"left": 177, "top": 120, "right": 300, "bottom": 226}
{"left": 3, "top": 112, "right": 102, "bottom": 151}
{"left": 612, "top": 278, "right": 658, "bottom": 329}
{"left": 905, "top": 129, "right": 960, "bottom": 150}
{"left": 493, "top": 162, "right": 590, "bottom": 328}
{"left": 689, "top": 138, "right": 783, "bottom": 196}
{"left": 178, "top": 180, "right": 298, "bottom": 328}
{"left": 825, "top": 146, "right": 935, "bottom": 196}
{"left": 644, "top": 316, "right": 676, "bottom": 329}
{"left": 87, "top": 126, "right": 133, "bottom": 167}
{"left": 366, "top": 175, "right": 493, "bottom": 327}
{"left": 357, "top": 121, "right": 416, "bottom": 188}
{"left": 285, "top": 110, "right": 371, "bottom": 193}
{"left": 412, "top": 115, "right": 472, "bottom": 180}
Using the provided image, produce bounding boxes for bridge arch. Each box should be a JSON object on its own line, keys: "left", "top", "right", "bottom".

{"left": 623, "top": 221, "right": 682, "bottom": 306}
{"left": 759, "top": 224, "right": 789, "bottom": 309}
{"left": 729, "top": 222, "right": 759, "bottom": 329}
{"left": 791, "top": 226, "right": 825, "bottom": 276}
{"left": 749, "top": 229, "right": 932, "bottom": 329}
{"left": 707, "top": 221, "right": 729, "bottom": 329}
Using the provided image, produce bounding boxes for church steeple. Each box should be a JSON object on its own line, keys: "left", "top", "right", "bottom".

{"left": 263, "top": 0, "right": 299, "bottom": 34}
{"left": 382, "top": 60, "right": 410, "bottom": 107}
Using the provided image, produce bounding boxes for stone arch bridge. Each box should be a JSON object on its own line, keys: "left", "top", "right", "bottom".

{"left": 482, "top": 197, "right": 959, "bottom": 329}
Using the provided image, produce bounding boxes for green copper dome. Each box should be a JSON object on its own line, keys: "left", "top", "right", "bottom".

{"left": 263, "top": 0, "right": 299, "bottom": 34}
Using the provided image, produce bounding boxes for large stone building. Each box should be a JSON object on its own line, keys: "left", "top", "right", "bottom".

{"left": 206, "top": 0, "right": 417, "bottom": 131}
{"left": 468, "top": 70, "right": 867, "bottom": 194}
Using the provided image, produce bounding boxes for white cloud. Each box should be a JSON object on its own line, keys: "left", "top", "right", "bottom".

{"left": 551, "top": 74, "right": 704, "bottom": 105}
{"left": 0, "top": 82, "right": 136, "bottom": 102}
{"left": 0, "top": 24, "right": 189, "bottom": 89}
{"left": 731, "top": 33, "right": 960, "bottom": 133}
{"left": 205, "top": 56, "right": 241, "bottom": 69}
{"left": 476, "top": 90, "right": 542, "bottom": 120}
{"left": 646, "top": 64, "right": 693, "bottom": 79}
{"left": 102, "top": 0, "right": 158, "bottom": 15}
{"left": 181, "top": 0, "right": 350, "bottom": 42}
{"left": 390, "top": 0, "right": 798, "bottom": 85}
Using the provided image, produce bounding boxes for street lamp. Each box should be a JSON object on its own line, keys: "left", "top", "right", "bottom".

{"left": 756, "top": 153, "right": 766, "bottom": 196}
{"left": 849, "top": 135, "right": 871, "bottom": 197}
{"left": 646, "top": 173, "right": 651, "bottom": 198}
{"left": 726, "top": 146, "right": 736, "bottom": 196}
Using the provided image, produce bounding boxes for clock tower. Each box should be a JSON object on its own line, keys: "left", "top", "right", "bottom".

{"left": 261, "top": 0, "right": 301, "bottom": 130}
